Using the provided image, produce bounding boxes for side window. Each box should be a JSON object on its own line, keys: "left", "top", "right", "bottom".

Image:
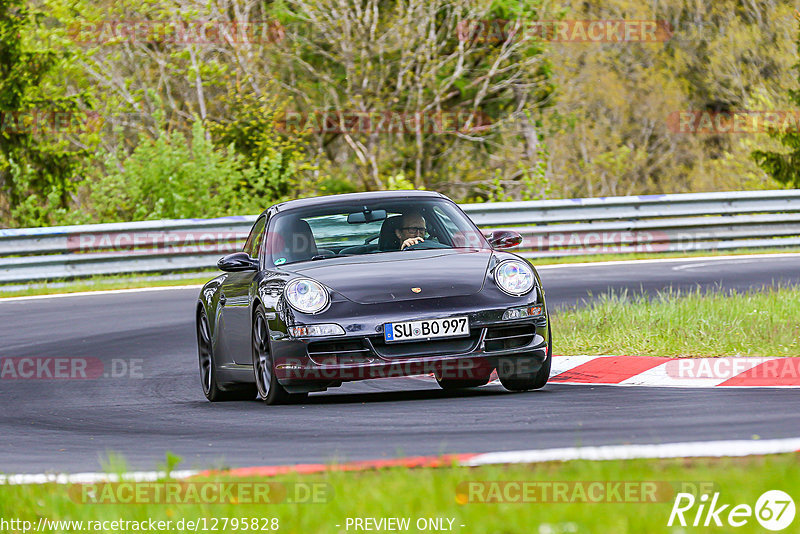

{"left": 431, "top": 206, "right": 458, "bottom": 244}
{"left": 432, "top": 205, "right": 483, "bottom": 248}
{"left": 244, "top": 216, "right": 267, "bottom": 258}
{"left": 432, "top": 207, "right": 458, "bottom": 235}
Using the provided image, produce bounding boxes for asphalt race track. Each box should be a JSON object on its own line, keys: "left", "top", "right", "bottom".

{"left": 1, "top": 254, "right": 799, "bottom": 474}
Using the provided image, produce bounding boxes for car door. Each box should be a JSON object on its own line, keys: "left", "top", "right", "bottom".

{"left": 218, "top": 215, "right": 266, "bottom": 365}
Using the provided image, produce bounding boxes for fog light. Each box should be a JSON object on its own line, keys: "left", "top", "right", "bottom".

{"left": 502, "top": 305, "right": 544, "bottom": 320}
{"left": 289, "top": 324, "right": 346, "bottom": 337}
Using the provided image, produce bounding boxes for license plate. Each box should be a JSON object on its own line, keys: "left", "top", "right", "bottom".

{"left": 384, "top": 316, "right": 469, "bottom": 343}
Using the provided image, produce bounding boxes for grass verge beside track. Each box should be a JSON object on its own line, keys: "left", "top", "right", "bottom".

{"left": 0, "top": 273, "right": 215, "bottom": 298}
{"left": 1, "top": 454, "right": 797, "bottom": 533}
{"left": 553, "top": 286, "right": 800, "bottom": 358}
{"left": 527, "top": 247, "right": 800, "bottom": 265}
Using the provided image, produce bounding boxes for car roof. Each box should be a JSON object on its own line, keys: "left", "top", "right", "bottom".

{"left": 266, "top": 190, "right": 447, "bottom": 215}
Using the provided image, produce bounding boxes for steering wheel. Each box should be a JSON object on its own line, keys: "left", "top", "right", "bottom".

{"left": 403, "top": 240, "right": 448, "bottom": 251}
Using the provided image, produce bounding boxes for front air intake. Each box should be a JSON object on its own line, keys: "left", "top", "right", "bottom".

{"left": 307, "top": 340, "right": 374, "bottom": 365}
{"left": 484, "top": 324, "right": 537, "bottom": 351}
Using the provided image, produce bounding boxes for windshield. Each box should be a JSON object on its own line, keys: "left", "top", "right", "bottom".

{"left": 265, "top": 198, "right": 487, "bottom": 266}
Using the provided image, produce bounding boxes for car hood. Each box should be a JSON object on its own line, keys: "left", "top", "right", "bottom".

{"left": 287, "top": 249, "right": 491, "bottom": 304}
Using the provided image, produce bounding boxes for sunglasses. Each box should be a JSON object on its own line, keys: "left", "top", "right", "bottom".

{"left": 401, "top": 226, "right": 427, "bottom": 235}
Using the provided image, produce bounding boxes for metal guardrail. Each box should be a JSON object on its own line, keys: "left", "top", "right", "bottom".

{"left": 1, "top": 190, "right": 798, "bottom": 283}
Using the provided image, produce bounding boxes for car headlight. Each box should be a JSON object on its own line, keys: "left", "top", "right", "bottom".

{"left": 494, "top": 260, "right": 535, "bottom": 296}
{"left": 284, "top": 278, "right": 329, "bottom": 314}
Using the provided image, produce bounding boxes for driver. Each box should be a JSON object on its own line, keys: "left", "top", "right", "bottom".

{"left": 395, "top": 212, "right": 428, "bottom": 250}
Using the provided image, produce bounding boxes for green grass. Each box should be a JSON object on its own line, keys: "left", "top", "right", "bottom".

{"left": 1, "top": 454, "right": 797, "bottom": 533}
{"left": 552, "top": 286, "right": 800, "bottom": 357}
{"left": 0, "top": 272, "right": 216, "bottom": 298}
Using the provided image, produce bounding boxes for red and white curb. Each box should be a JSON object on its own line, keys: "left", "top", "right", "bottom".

{"left": 407, "top": 356, "right": 800, "bottom": 388}
{"left": 538, "top": 355, "right": 800, "bottom": 388}
{"left": 410, "top": 356, "right": 800, "bottom": 388}
{"left": 3, "top": 437, "right": 800, "bottom": 485}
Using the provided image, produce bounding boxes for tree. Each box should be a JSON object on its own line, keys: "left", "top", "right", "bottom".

{"left": 208, "top": 89, "right": 318, "bottom": 204}
{"left": 751, "top": 11, "right": 800, "bottom": 188}
{"left": 546, "top": 0, "right": 793, "bottom": 198}
{"left": 41, "top": 0, "right": 314, "bottom": 223}
{"left": 85, "top": 122, "right": 258, "bottom": 222}
{"left": 0, "top": 0, "right": 89, "bottom": 226}
{"left": 272, "top": 0, "right": 554, "bottom": 195}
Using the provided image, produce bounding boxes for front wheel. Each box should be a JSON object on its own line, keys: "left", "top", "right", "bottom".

{"left": 498, "top": 325, "right": 552, "bottom": 392}
{"left": 197, "top": 309, "right": 256, "bottom": 402}
{"left": 252, "top": 306, "right": 307, "bottom": 405}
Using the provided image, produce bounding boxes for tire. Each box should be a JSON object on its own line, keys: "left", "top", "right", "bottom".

{"left": 252, "top": 305, "right": 308, "bottom": 405}
{"left": 197, "top": 309, "right": 256, "bottom": 402}
{"left": 498, "top": 325, "right": 552, "bottom": 392}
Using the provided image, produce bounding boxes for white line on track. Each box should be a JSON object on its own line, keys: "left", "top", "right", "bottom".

{"left": 534, "top": 252, "right": 800, "bottom": 270}
{"left": 0, "top": 470, "right": 199, "bottom": 485}
{"left": 463, "top": 437, "right": 800, "bottom": 466}
{"left": 670, "top": 259, "right": 764, "bottom": 271}
{"left": 3, "top": 437, "right": 799, "bottom": 485}
{"left": 0, "top": 284, "right": 203, "bottom": 303}
{"left": 546, "top": 382, "right": 800, "bottom": 389}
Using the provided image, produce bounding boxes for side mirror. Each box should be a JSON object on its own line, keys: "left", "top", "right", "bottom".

{"left": 218, "top": 252, "right": 258, "bottom": 272}
{"left": 487, "top": 230, "right": 523, "bottom": 249}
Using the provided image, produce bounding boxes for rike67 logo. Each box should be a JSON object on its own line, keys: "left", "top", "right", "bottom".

{"left": 668, "top": 490, "right": 795, "bottom": 531}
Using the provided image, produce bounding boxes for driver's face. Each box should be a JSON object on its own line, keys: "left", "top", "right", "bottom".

{"left": 396, "top": 215, "right": 427, "bottom": 240}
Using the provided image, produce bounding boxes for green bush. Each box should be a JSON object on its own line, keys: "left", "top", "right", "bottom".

{"left": 84, "top": 122, "right": 275, "bottom": 223}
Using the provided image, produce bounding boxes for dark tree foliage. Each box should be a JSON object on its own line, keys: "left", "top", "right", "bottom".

{"left": 0, "top": 0, "right": 85, "bottom": 223}
{"left": 751, "top": 12, "right": 800, "bottom": 188}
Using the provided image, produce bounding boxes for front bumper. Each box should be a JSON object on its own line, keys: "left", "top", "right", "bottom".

{"left": 271, "top": 305, "right": 549, "bottom": 391}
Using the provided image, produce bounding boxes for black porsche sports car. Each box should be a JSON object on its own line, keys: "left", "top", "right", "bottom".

{"left": 196, "top": 191, "right": 551, "bottom": 404}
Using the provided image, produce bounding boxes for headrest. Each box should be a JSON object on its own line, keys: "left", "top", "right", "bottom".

{"left": 378, "top": 215, "right": 404, "bottom": 251}
{"left": 281, "top": 218, "right": 318, "bottom": 263}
